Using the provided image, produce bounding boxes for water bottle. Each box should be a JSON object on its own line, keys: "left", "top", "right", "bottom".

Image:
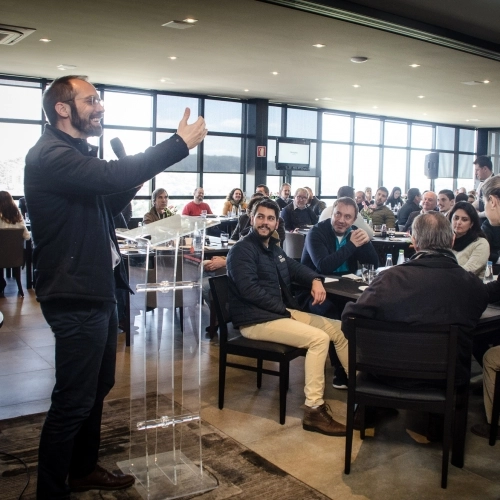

{"left": 397, "top": 249, "right": 405, "bottom": 265}
{"left": 484, "top": 261, "right": 494, "bottom": 283}
{"left": 194, "top": 230, "right": 203, "bottom": 252}
{"left": 385, "top": 254, "right": 393, "bottom": 267}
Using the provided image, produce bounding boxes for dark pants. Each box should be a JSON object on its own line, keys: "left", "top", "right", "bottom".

{"left": 37, "top": 299, "right": 118, "bottom": 500}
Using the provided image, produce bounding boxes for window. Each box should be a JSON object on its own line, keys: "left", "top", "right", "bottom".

{"left": 268, "top": 106, "right": 282, "bottom": 137}
{"left": 409, "top": 150, "right": 431, "bottom": 191}
{"left": 322, "top": 113, "right": 351, "bottom": 142}
{"left": 0, "top": 84, "right": 42, "bottom": 120}
{"left": 157, "top": 95, "right": 199, "bottom": 129}
{"left": 384, "top": 122, "right": 407, "bottom": 147}
{"left": 156, "top": 132, "right": 198, "bottom": 172}
{"left": 321, "top": 143, "right": 349, "bottom": 196}
{"left": 203, "top": 136, "right": 242, "bottom": 173}
{"left": 287, "top": 108, "right": 317, "bottom": 139}
{"left": 155, "top": 172, "right": 198, "bottom": 197}
{"left": 382, "top": 148, "right": 407, "bottom": 191}
{"left": 204, "top": 100, "right": 242, "bottom": 133}
{"left": 353, "top": 145, "right": 380, "bottom": 191}
{"left": 103, "top": 91, "right": 152, "bottom": 127}
{"left": 436, "top": 126, "right": 455, "bottom": 151}
{"left": 459, "top": 129, "right": 476, "bottom": 153}
{"left": 354, "top": 118, "right": 380, "bottom": 145}
{"left": 411, "top": 124, "right": 433, "bottom": 149}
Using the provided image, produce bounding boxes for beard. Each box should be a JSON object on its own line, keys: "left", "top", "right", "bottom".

{"left": 254, "top": 224, "right": 275, "bottom": 240}
{"left": 69, "top": 102, "right": 103, "bottom": 137}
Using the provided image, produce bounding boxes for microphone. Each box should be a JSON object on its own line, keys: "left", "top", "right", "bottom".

{"left": 110, "top": 137, "right": 126, "bottom": 159}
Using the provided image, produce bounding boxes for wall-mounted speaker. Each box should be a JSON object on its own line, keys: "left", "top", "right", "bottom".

{"left": 424, "top": 152, "right": 439, "bottom": 179}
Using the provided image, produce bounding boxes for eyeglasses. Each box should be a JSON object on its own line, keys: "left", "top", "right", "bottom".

{"left": 64, "top": 96, "right": 104, "bottom": 107}
{"left": 296, "top": 195, "right": 308, "bottom": 200}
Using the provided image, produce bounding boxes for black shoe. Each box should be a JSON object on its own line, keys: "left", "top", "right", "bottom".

{"left": 332, "top": 375, "right": 348, "bottom": 390}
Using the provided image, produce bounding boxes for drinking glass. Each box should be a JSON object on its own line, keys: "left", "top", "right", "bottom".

{"left": 220, "top": 232, "right": 229, "bottom": 247}
{"left": 362, "top": 263, "right": 376, "bottom": 284}
{"left": 201, "top": 210, "right": 208, "bottom": 218}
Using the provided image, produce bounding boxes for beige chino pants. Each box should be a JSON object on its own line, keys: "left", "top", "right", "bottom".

{"left": 483, "top": 345, "right": 500, "bottom": 424}
{"left": 240, "top": 309, "right": 348, "bottom": 407}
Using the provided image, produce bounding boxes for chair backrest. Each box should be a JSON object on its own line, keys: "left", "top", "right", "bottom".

{"left": 209, "top": 275, "right": 231, "bottom": 325}
{"left": 0, "top": 228, "right": 25, "bottom": 268}
{"left": 343, "top": 316, "right": 458, "bottom": 384}
{"left": 283, "top": 232, "right": 305, "bottom": 259}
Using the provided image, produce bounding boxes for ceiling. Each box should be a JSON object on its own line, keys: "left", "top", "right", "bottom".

{"left": 2, "top": 0, "right": 500, "bottom": 127}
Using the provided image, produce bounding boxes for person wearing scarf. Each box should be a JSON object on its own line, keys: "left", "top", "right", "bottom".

{"left": 449, "top": 201, "right": 490, "bottom": 278}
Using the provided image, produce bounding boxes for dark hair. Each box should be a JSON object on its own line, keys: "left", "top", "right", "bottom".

{"left": 333, "top": 196, "right": 359, "bottom": 218}
{"left": 388, "top": 186, "right": 402, "bottom": 199}
{"left": 438, "top": 189, "right": 454, "bottom": 201}
{"left": 448, "top": 201, "right": 485, "bottom": 240}
{"left": 42, "top": 75, "right": 88, "bottom": 125}
{"left": 0, "top": 191, "right": 22, "bottom": 224}
{"left": 376, "top": 186, "right": 389, "bottom": 196}
{"left": 246, "top": 192, "right": 265, "bottom": 213}
{"left": 226, "top": 187, "right": 245, "bottom": 203}
{"left": 256, "top": 184, "right": 270, "bottom": 196}
{"left": 337, "top": 186, "right": 354, "bottom": 198}
{"left": 151, "top": 188, "right": 168, "bottom": 205}
{"left": 455, "top": 193, "right": 469, "bottom": 203}
{"left": 251, "top": 197, "right": 280, "bottom": 219}
{"left": 474, "top": 155, "right": 492, "bottom": 171}
{"left": 406, "top": 187, "right": 421, "bottom": 203}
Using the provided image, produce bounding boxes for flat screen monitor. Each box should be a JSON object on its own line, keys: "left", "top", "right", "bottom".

{"left": 276, "top": 139, "right": 310, "bottom": 170}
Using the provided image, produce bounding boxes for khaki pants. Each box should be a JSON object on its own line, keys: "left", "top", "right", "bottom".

{"left": 483, "top": 346, "right": 500, "bottom": 424}
{"left": 240, "top": 309, "right": 348, "bottom": 407}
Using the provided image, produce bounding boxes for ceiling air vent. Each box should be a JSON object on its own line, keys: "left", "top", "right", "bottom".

{"left": 162, "top": 20, "right": 194, "bottom": 30}
{"left": 461, "top": 81, "right": 488, "bottom": 85}
{"left": 0, "top": 24, "right": 36, "bottom": 45}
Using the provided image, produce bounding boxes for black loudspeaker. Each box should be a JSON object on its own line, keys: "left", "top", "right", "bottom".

{"left": 424, "top": 152, "right": 439, "bottom": 179}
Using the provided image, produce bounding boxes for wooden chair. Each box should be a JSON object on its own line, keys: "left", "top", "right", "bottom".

{"left": 209, "top": 274, "right": 306, "bottom": 424}
{"left": 343, "top": 316, "right": 466, "bottom": 489}
{"left": 0, "top": 228, "right": 25, "bottom": 297}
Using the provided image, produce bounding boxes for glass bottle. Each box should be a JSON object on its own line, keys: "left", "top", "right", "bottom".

{"left": 484, "top": 261, "right": 494, "bottom": 283}
{"left": 397, "top": 249, "right": 405, "bottom": 265}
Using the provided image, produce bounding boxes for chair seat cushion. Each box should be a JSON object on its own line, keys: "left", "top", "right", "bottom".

{"left": 356, "top": 373, "right": 447, "bottom": 402}
{"left": 228, "top": 335, "right": 303, "bottom": 355}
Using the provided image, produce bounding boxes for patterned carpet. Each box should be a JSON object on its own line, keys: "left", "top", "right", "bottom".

{"left": 0, "top": 398, "right": 328, "bottom": 499}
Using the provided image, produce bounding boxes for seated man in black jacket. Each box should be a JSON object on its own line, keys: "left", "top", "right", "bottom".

{"left": 227, "top": 198, "right": 348, "bottom": 437}
{"left": 397, "top": 187, "right": 421, "bottom": 227}
{"left": 280, "top": 187, "right": 318, "bottom": 231}
{"left": 301, "top": 196, "right": 379, "bottom": 389}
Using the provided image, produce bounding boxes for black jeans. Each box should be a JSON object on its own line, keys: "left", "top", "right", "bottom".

{"left": 37, "top": 299, "right": 118, "bottom": 499}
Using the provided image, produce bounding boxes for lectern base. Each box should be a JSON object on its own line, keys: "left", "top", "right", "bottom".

{"left": 117, "top": 451, "right": 218, "bottom": 499}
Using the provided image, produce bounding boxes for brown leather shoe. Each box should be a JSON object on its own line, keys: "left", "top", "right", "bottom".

{"left": 69, "top": 464, "right": 135, "bottom": 492}
{"left": 303, "top": 403, "right": 346, "bottom": 436}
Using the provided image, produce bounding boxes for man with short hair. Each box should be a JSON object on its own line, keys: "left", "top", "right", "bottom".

{"left": 304, "top": 186, "right": 326, "bottom": 216}
{"left": 320, "top": 186, "right": 373, "bottom": 237}
{"left": 255, "top": 184, "right": 270, "bottom": 196}
{"left": 370, "top": 187, "right": 396, "bottom": 228}
{"left": 275, "top": 182, "right": 292, "bottom": 210}
{"left": 301, "top": 197, "right": 378, "bottom": 389}
{"left": 182, "top": 187, "right": 213, "bottom": 216}
{"left": 397, "top": 188, "right": 421, "bottom": 227}
{"left": 24, "top": 75, "right": 206, "bottom": 499}
{"left": 403, "top": 191, "right": 438, "bottom": 232}
{"left": 473, "top": 156, "right": 494, "bottom": 222}
{"left": 280, "top": 187, "right": 318, "bottom": 231}
{"left": 227, "top": 198, "right": 349, "bottom": 436}
{"left": 143, "top": 187, "right": 169, "bottom": 224}
{"left": 437, "top": 189, "right": 455, "bottom": 217}
{"left": 342, "top": 212, "right": 488, "bottom": 390}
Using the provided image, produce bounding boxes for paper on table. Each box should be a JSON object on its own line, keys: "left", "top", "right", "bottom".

{"left": 324, "top": 277, "right": 339, "bottom": 283}
{"left": 342, "top": 273, "right": 360, "bottom": 281}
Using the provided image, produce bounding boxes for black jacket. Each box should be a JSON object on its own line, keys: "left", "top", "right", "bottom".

{"left": 397, "top": 200, "right": 420, "bottom": 226}
{"left": 342, "top": 250, "right": 489, "bottom": 385}
{"left": 24, "top": 124, "right": 188, "bottom": 302}
{"left": 227, "top": 229, "right": 321, "bottom": 328}
{"left": 301, "top": 220, "right": 379, "bottom": 275}
{"left": 280, "top": 203, "right": 318, "bottom": 231}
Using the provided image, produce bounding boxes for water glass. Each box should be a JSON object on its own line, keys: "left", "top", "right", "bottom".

{"left": 201, "top": 210, "right": 208, "bottom": 218}
{"left": 220, "top": 232, "right": 229, "bottom": 247}
{"left": 373, "top": 225, "right": 382, "bottom": 233}
{"left": 388, "top": 227, "right": 395, "bottom": 239}
{"left": 362, "top": 264, "right": 376, "bottom": 284}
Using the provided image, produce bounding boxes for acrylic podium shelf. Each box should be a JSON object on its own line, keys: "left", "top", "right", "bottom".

{"left": 116, "top": 215, "right": 220, "bottom": 499}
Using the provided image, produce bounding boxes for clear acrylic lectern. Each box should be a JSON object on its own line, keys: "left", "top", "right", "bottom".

{"left": 116, "top": 215, "right": 220, "bottom": 499}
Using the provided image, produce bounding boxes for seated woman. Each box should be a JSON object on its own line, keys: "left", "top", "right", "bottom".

{"left": 449, "top": 201, "right": 490, "bottom": 278}
{"left": 386, "top": 186, "right": 402, "bottom": 212}
{"left": 143, "top": 188, "right": 173, "bottom": 224}
{"left": 231, "top": 193, "right": 285, "bottom": 245}
{"left": 0, "top": 191, "right": 30, "bottom": 296}
{"left": 222, "top": 188, "right": 247, "bottom": 216}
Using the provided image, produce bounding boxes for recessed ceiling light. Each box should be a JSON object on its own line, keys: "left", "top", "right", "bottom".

{"left": 314, "top": 98, "right": 319, "bottom": 101}
{"left": 351, "top": 57, "right": 368, "bottom": 63}
{"left": 466, "top": 119, "right": 470, "bottom": 122}
{"left": 39, "top": 38, "right": 51, "bottom": 43}
{"left": 244, "top": 89, "right": 249, "bottom": 92}
{"left": 418, "top": 95, "right": 425, "bottom": 98}
{"left": 313, "top": 44, "right": 325, "bottom": 48}
{"left": 183, "top": 18, "right": 198, "bottom": 23}
{"left": 410, "top": 64, "right": 420, "bottom": 68}
{"left": 484, "top": 80, "right": 490, "bottom": 83}
{"left": 472, "top": 105, "right": 477, "bottom": 108}
{"left": 271, "top": 71, "right": 278, "bottom": 75}
{"left": 162, "top": 20, "right": 194, "bottom": 29}
{"left": 169, "top": 56, "right": 177, "bottom": 60}
{"left": 372, "top": 106, "right": 378, "bottom": 109}
{"left": 353, "top": 84, "right": 360, "bottom": 88}
{"left": 423, "top": 113, "right": 427, "bottom": 116}
{"left": 321, "top": 97, "right": 332, "bottom": 101}
{"left": 57, "top": 64, "right": 77, "bottom": 70}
